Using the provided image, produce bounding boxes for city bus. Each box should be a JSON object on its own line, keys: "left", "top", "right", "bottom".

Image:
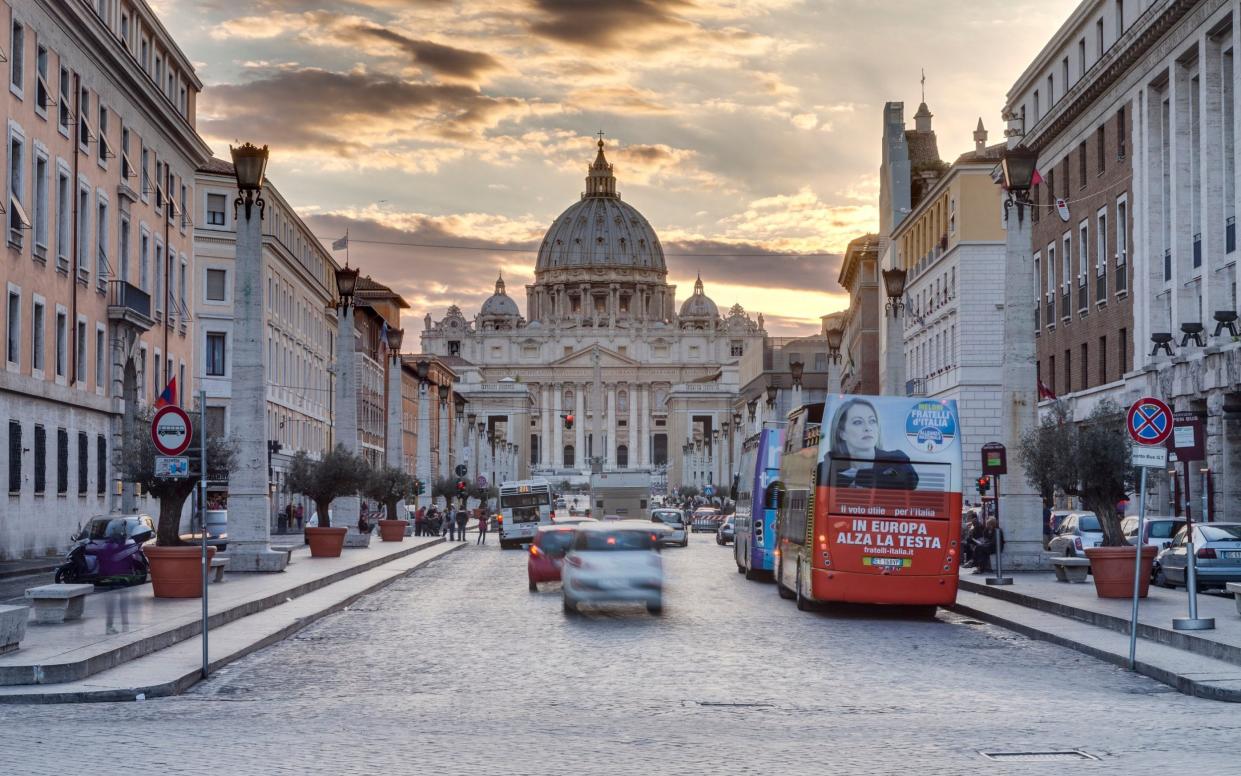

{"left": 498, "top": 479, "right": 554, "bottom": 549}
{"left": 773, "top": 395, "right": 963, "bottom": 610}
{"left": 733, "top": 425, "right": 785, "bottom": 580}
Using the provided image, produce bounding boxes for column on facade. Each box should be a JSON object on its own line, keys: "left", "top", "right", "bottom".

{"left": 416, "top": 383, "right": 432, "bottom": 507}
{"left": 1200, "top": 32, "right": 1227, "bottom": 322}
{"left": 627, "top": 382, "right": 637, "bottom": 467}
{"left": 606, "top": 383, "right": 617, "bottom": 469}
{"left": 574, "top": 384, "right": 586, "bottom": 469}
{"left": 553, "top": 384, "right": 564, "bottom": 468}
{"left": 541, "top": 383, "right": 553, "bottom": 468}
{"left": 1170, "top": 59, "right": 1195, "bottom": 329}
{"left": 636, "top": 384, "right": 647, "bottom": 467}
{"left": 385, "top": 355, "right": 404, "bottom": 519}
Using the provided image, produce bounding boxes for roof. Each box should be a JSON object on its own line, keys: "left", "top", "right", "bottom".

{"left": 198, "top": 157, "right": 235, "bottom": 176}
{"left": 953, "top": 141, "right": 1007, "bottom": 165}
{"left": 356, "top": 276, "right": 411, "bottom": 309}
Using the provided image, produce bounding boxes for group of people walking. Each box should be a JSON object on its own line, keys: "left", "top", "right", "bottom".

{"left": 412, "top": 505, "right": 490, "bottom": 545}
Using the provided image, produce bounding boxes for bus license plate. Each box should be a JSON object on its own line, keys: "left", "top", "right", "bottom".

{"left": 865, "top": 556, "right": 910, "bottom": 568}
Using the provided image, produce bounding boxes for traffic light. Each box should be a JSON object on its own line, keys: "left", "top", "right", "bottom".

{"left": 563, "top": 413, "right": 574, "bottom": 431}
{"left": 414, "top": 479, "right": 425, "bottom": 496}
{"left": 456, "top": 479, "right": 467, "bottom": 496}
{"left": 976, "top": 476, "right": 991, "bottom": 495}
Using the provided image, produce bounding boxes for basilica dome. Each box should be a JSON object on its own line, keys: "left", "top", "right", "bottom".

{"left": 480, "top": 275, "right": 520, "bottom": 318}
{"left": 534, "top": 139, "right": 666, "bottom": 278}
{"left": 679, "top": 274, "right": 719, "bottom": 321}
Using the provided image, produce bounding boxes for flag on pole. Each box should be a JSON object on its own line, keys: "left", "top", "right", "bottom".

{"left": 1031, "top": 168, "right": 1044, "bottom": 186}
{"left": 154, "top": 376, "right": 177, "bottom": 409}
{"left": 332, "top": 231, "right": 349, "bottom": 251}
{"left": 1037, "top": 378, "right": 1056, "bottom": 401}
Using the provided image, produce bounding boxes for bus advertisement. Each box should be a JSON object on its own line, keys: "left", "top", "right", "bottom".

{"left": 734, "top": 425, "right": 784, "bottom": 580}
{"left": 775, "top": 395, "right": 963, "bottom": 609}
{"left": 498, "top": 479, "right": 554, "bottom": 549}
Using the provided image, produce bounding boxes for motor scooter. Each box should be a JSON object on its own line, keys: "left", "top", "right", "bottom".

{"left": 54, "top": 517, "right": 152, "bottom": 586}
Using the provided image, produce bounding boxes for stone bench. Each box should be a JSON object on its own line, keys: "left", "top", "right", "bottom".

{"left": 24, "top": 583, "right": 94, "bottom": 623}
{"left": 1227, "top": 583, "right": 1241, "bottom": 616}
{"left": 270, "top": 544, "right": 299, "bottom": 565}
{"left": 209, "top": 557, "right": 228, "bottom": 583}
{"left": 0, "top": 605, "right": 28, "bottom": 654}
{"left": 1051, "top": 556, "right": 1091, "bottom": 583}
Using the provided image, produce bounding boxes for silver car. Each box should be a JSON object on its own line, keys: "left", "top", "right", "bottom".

{"left": 651, "top": 509, "right": 688, "bottom": 548}
{"left": 561, "top": 521, "right": 666, "bottom": 615}
{"left": 1047, "top": 512, "right": 1102, "bottom": 557}
{"left": 1155, "top": 523, "right": 1241, "bottom": 591}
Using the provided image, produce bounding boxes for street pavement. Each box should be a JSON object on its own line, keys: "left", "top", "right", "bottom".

{"left": 3, "top": 533, "right": 1238, "bottom": 775}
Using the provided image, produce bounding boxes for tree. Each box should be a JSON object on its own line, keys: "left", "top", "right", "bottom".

{"left": 364, "top": 466, "right": 414, "bottom": 520}
{"left": 285, "top": 445, "right": 369, "bottom": 529}
{"left": 468, "top": 482, "right": 498, "bottom": 507}
{"left": 1016, "top": 401, "right": 1078, "bottom": 508}
{"left": 432, "top": 476, "right": 457, "bottom": 506}
{"left": 115, "top": 410, "right": 237, "bottom": 546}
{"left": 1072, "top": 400, "right": 1137, "bottom": 547}
{"left": 677, "top": 485, "right": 700, "bottom": 500}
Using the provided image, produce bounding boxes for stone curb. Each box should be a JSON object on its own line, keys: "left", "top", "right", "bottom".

{"left": 0, "top": 538, "right": 446, "bottom": 687}
{"left": 957, "top": 578, "right": 1241, "bottom": 668}
{"left": 949, "top": 598, "right": 1241, "bottom": 703}
{"left": 0, "top": 541, "right": 464, "bottom": 704}
{"left": 0, "top": 562, "right": 60, "bottom": 581}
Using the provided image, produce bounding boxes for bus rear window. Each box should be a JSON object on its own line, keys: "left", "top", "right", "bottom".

{"left": 501, "top": 493, "right": 550, "bottom": 508}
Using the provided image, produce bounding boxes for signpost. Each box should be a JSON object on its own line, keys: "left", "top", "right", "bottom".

{"left": 979, "top": 443, "right": 1011, "bottom": 586}
{"left": 151, "top": 405, "right": 192, "bottom": 456}
{"left": 455, "top": 463, "right": 468, "bottom": 478}
{"left": 1162, "top": 410, "right": 1214, "bottom": 633}
{"left": 155, "top": 456, "right": 190, "bottom": 478}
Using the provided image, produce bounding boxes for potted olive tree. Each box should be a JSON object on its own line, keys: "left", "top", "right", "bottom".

{"left": 365, "top": 466, "right": 415, "bottom": 542}
{"left": 115, "top": 411, "right": 236, "bottom": 598}
{"left": 286, "top": 445, "right": 369, "bottom": 557}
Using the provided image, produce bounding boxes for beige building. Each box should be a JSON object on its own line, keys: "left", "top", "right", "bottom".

{"left": 2, "top": 0, "right": 209, "bottom": 558}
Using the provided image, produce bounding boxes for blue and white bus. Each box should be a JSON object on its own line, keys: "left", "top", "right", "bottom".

{"left": 733, "top": 425, "right": 785, "bottom": 580}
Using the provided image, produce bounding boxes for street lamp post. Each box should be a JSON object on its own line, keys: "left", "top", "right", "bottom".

{"left": 225, "top": 143, "right": 287, "bottom": 571}
{"left": 880, "top": 264, "right": 908, "bottom": 396}
{"left": 384, "top": 326, "right": 406, "bottom": 524}
{"left": 825, "top": 323, "right": 844, "bottom": 394}
{"left": 414, "top": 359, "right": 432, "bottom": 509}
{"left": 331, "top": 259, "right": 368, "bottom": 545}
{"left": 994, "top": 139, "right": 1044, "bottom": 569}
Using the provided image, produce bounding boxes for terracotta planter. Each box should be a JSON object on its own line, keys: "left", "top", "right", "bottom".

{"left": 147, "top": 545, "right": 216, "bottom": 599}
{"left": 1084, "top": 545, "right": 1157, "bottom": 598}
{"left": 378, "top": 520, "right": 408, "bottom": 542}
{"left": 306, "top": 527, "right": 348, "bottom": 558}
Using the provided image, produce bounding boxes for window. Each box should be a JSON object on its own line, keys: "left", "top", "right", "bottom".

{"left": 56, "top": 169, "right": 70, "bottom": 269}
{"left": 35, "top": 44, "right": 49, "bottom": 115}
{"left": 10, "top": 19, "right": 24, "bottom": 95}
{"left": 206, "top": 333, "right": 226, "bottom": 376}
{"left": 1048, "top": 74, "right": 1055, "bottom": 105}
{"left": 96, "top": 197, "right": 109, "bottom": 286}
{"left": 54, "top": 309, "right": 66, "bottom": 378}
{"left": 119, "top": 215, "right": 130, "bottom": 282}
{"left": 1062, "top": 57, "right": 1069, "bottom": 91}
{"left": 179, "top": 258, "right": 187, "bottom": 315}
{"left": 1080, "top": 343, "right": 1088, "bottom": 391}
{"left": 205, "top": 268, "right": 226, "bottom": 301}
{"left": 1115, "top": 0, "right": 1124, "bottom": 32}
{"left": 1099, "top": 336, "right": 1108, "bottom": 384}
{"left": 78, "top": 86, "right": 91, "bottom": 151}
{"left": 1096, "top": 18, "right": 1105, "bottom": 57}
{"left": 1078, "top": 38, "right": 1086, "bottom": 76}
{"left": 96, "top": 435, "right": 106, "bottom": 495}
{"left": 140, "top": 146, "right": 149, "bottom": 199}
{"left": 139, "top": 230, "right": 150, "bottom": 291}
{"left": 98, "top": 105, "right": 109, "bottom": 163}
{"left": 58, "top": 66, "right": 70, "bottom": 132}
{"left": 1096, "top": 209, "right": 1108, "bottom": 302}
{"left": 120, "top": 126, "right": 132, "bottom": 180}
{"left": 154, "top": 241, "right": 163, "bottom": 315}
{"left": 8, "top": 129, "right": 26, "bottom": 236}
{"left": 33, "top": 424, "right": 46, "bottom": 495}
{"left": 95, "top": 326, "right": 104, "bottom": 389}
{"left": 76, "top": 184, "right": 89, "bottom": 280}
{"left": 1078, "top": 221, "right": 1089, "bottom": 289}
{"left": 1064, "top": 349, "right": 1072, "bottom": 395}
{"left": 1061, "top": 234, "right": 1071, "bottom": 290}
{"left": 32, "top": 151, "right": 49, "bottom": 252}
{"left": 77, "top": 432, "right": 87, "bottom": 495}
{"left": 1096, "top": 126, "right": 1105, "bottom": 174}
{"left": 814, "top": 353, "right": 826, "bottom": 371}
{"left": 1116, "top": 195, "right": 1128, "bottom": 293}
{"left": 57, "top": 427, "right": 68, "bottom": 495}
{"left": 1046, "top": 244, "right": 1056, "bottom": 295}
{"left": 207, "top": 192, "right": 227, "bottom": 225}
{"left": 448, "top": 340, "right": 461, "bottom": 356}
{"left": 31, "top": 298, "right": 44, "bottom": 372}
{"left": 1049, "top": 355, "right": 1056, "bottom": 396}
{"left": 75, "top": 318, "right": 87, "bottom": 383}
{"left": 730, "top": 341, "right": 743, "bottom": 357}
{"left": 1078, "top": 141, "right": 1087, "bottom": 188}
{"left": 1119, "top": 328, "right": 1127, "bottom": 374}
{"left": 8, "top": 420, "right": 21, "bottom": 494}
{"left": 6, "top": 289, "right": 20, "bottom": 364}
{"left": 1033, "top": 90, "right": 1040, "bottom": 121}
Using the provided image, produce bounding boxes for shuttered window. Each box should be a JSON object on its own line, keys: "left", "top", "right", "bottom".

{"left": 7, "top": 420, "right": 20, "bottom": 494}
{"left": 96, "top": 435, "right": 106, "bottom": 496}
{"left": 34, "top": 425, "right": 46, "bottom": 494}
{"left": 57, "top": 428, "right": 69, "bottom": 495}
{"left": 77, "top": 432, "right": 88, "bottom": 495}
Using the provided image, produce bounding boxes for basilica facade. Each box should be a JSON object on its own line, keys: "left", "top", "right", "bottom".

{"left": 419, "top": 140, "right": 765, "bottom": 492}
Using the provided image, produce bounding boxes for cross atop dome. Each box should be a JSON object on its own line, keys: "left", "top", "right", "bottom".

{"left": 585, "top": 133, "right": 618, "bottom": 199}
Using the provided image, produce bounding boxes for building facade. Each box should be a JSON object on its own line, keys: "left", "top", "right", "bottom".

{"left": 193, "top": 159, "right": 339, "bottom": 526}
{"left": 2, "top": 0, "right": 208, "bottom": 558}
{"left": 837, "top": 234, "right": 882, "bottom": 395}
{"left": 420, "top": 140, "right": 765, "bottom": 493}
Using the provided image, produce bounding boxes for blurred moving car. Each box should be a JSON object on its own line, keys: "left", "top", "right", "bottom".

{"left": 651, "top": 508, "right": 688, "bottom": 548}
{"left": 1047, "top": 512, "right": 1102, "bottom": 557}
{"left": 1154, "top": 523, "right": 1241, "bottom": 590}
{"left": 528, "top": 525, "right": 577, "bottom": 591}
{"left": 561, "top": 521, "right": 667, "bottom": 615}
{"left": 716, "top": 516, "right": 735, "bottom": 545}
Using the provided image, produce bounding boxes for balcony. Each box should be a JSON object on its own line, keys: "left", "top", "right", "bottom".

{"left": 905, "top": 378, "right": 926, "bottom": 397}
{"left": 107, "top": 280, "right": 153, "bottom": 331}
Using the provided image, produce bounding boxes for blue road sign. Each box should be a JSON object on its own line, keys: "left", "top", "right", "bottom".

{"left": 1127, "top": 397, "right": 1173, "bottom": 446}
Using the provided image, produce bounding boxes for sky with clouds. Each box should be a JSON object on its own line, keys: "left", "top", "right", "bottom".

{"left": 156, "top": 0, "right": 1079, "bottom": 336}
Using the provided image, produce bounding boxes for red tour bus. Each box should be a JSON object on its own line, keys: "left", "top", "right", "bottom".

{"left": 773, "top": 395, "right": 963, "bottom": 609}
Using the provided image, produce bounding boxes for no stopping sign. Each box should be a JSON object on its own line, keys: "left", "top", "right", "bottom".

{"left": 152, "top": 406, "right": 193, "bottom": 456}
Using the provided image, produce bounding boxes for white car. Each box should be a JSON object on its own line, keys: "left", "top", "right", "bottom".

{"left": 561, "top": 521, "right": 667, "bottom": 615}
{"left": 651, "top": 509, "right": 688, "bottom": 547}
{"left": 1048, "top": 511, "right": 1103, "bottom": 557}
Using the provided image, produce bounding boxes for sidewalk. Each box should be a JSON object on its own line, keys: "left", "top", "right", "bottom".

{"left": 0, "top": 556, "right": 62, "bottom": 580}
{"left": 0, "top": 535, "right": 461, "bottom": 703}
{"left": 952, "top": 571, "right": 1241, "bottom": 702}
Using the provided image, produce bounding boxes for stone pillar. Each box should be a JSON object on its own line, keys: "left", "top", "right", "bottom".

{"left": 606, "top": 383, "right": 617, "bottom": 469}
{"left": 998, "top": 187, "right": 1044, "bottom": 568}
{"left": 637, "top": 384, "right": 647, "bottom": 467}
{"left": 541, "top": 384, "right": 552, "bottom": 468}
{"left": 227, "top": 195, "right": 287, "bottom": 570}
{"left": 416, "top": 383, "right": 432, "bottom": 508}
{"left": 574, "top": 384, "right": 585, "bottom": 470}
{"left": 385, "top": 353, "right": 405, "bottom": 520}
{"left": 553, "top": 384, "right": 564, "bottom": 468}
{"left": 439, "top": 392, "right": 451, "bottom": 480}
{"left": 627, "top": 383, "right": 637, "bottom": 468}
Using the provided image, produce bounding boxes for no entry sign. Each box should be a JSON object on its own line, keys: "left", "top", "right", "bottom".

{"left": 152, "top": 405, "right": 193, "bottom": 456}
{"left": 1126, "top": 397, "right": 1173, "bottom": 447}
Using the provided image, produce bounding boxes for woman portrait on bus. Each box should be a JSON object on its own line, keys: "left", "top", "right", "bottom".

{"left": 829, "top": 399, "right": 919, "bottom": 491}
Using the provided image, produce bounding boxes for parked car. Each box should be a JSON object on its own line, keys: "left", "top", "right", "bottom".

{"left": 1047, "top": 512, "right": 1102, "bottom": 557}
{"left": 716, "top": 516, "right": 735, "bottom": 545}
{"left": 1048, "top": 509, "right": 1074, "bottom": 535}
{"left": 561, "top": 521, "right": 667, "bottom": 615}
{"left": 651, "top": 509, "right": 688, "bottom": 547}
{"left": 1153, "top": 523, "right": 1241, "bottom": 591}
{"left": 528, "top": 525, "right": 577, "bottom": 591}
{"left": 1121, "top": 516, "right": 1187, "bottom": 549}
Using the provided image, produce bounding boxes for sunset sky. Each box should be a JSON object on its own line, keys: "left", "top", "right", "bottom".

{"left": 156, "top": 0, "right": 1078, "bottom": 336}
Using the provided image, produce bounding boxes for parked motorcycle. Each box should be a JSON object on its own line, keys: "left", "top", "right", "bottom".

{"left": 54, "top": 515, "right": 154, "bottom": 586}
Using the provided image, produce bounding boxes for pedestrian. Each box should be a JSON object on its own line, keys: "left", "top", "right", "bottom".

{"left": 295, "top": 504, "right": 304, "bottom": 530}
{"left": 443, "top": 506, "right": 455, "bottom": 541}
{"left": 414, "top": 506, "right": 426, "bottom": 536}
{"left": 971, "top": 517, "right": 1002, "bottom": 574}
{"left": 456, "top": 506, "right": 469, "bottom": 542}
{"left": 477, "top": 508, "right": 489, "bottom": 545}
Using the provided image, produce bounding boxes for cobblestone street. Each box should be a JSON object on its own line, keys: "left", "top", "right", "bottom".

{"left": 5, "top": 535, "right": 1238, "bottom": 775}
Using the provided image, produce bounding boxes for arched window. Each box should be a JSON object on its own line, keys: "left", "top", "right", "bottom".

{"left": 617, "top": 445, "right": 628, "bottom": 468}
{"left": 563, "top": 444, "right": 575, "bottom": 467}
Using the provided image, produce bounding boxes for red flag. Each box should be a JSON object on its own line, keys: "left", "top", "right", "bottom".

{"left": 1031, "top": 168, "right": 1043, "bottom": 186}
{"left": 1037, "top": 378, "right": 1056, "bottom": 401}
{"left": 154, "top": 376, "right": 177, "bottom": 409}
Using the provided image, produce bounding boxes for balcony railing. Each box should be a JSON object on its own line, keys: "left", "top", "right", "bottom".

{"left": 1045, "top": 295, "right": 1055, "bottom": 325}
{"left": 905, "top": 378, "right": 926, "bottom": 397}
{"left": 1077, "top": 280, "right": 1088, "bottom": 312}
{"left": 1116, "top": 254, "right": 1128, "bottom": 293}
{"left": 1060, "top": 290, "right": 1070, "bottom": 320}
{"left": 1096, "top": 270, "right": 1106, "bottom": 302}
{"left": 107, "top": 280, "right": 153, "bottom": 330}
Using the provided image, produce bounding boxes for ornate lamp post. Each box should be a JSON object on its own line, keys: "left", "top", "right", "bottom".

{"left": 224, "top": 143, "right": 286, "bottom": 571}
{"left": 329, "top": 260, "right": 367, "bottom": 544}
{"left": 383, "top": 326, "right": 406, "bottom": 523}
{"left": 413, "top": 358, "right": 432, "bottom": 508}
{"left": 824, "top": 323, "right": 844, "bottom": 394}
